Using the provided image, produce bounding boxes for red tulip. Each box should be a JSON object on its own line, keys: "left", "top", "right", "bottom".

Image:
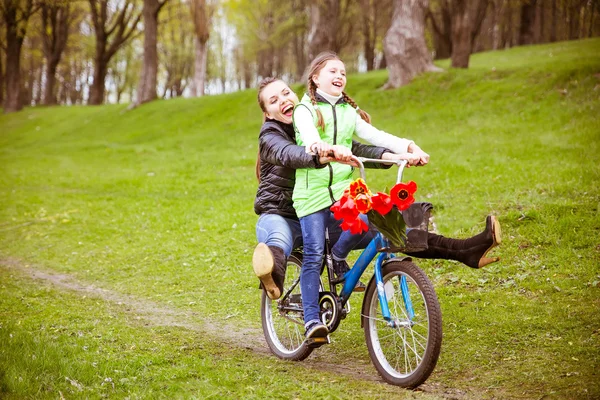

{"left": 389, "top": 181, "right": 417, "bottom": 211}
{"left": 371, "top": 192, "right": 393, "bottom": 215}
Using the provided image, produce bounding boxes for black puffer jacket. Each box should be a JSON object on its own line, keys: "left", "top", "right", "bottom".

{"left": 254, "top": 119, "right": 391, "bottom": 220}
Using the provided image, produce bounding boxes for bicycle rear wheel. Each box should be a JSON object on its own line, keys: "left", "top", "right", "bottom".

{"left": 261, "top": 252, "right": 313, "bottom": 361}
{"left": 362, "top": 260, "right": 442, "bottom": 388}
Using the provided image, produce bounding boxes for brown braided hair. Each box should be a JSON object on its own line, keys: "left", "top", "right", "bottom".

{"left": 306, "top": 51, "right": 371, "bottom": 131}
{"left": 255, "top": 77, "right": 281, "bottom": 182}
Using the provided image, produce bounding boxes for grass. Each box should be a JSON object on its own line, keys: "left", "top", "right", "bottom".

{"left": 1, "top": 38, "right": 599, "bottom": 399}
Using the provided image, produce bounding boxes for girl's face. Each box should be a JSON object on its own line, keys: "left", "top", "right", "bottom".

{"left": 260, "top": 80, "right": 299, "bottom": 124}
{"left": 313, "top": 59, "right": 346, "bottom": 97}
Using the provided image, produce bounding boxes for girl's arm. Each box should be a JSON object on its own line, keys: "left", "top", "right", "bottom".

{"left": 293, "top": 105, "right": 332, "bottom": 156}
{"left": 354, "top": 115, "right": 414, "bottom": 154}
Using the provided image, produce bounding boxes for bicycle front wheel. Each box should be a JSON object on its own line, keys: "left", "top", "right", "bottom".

{"left": 362, "top": 260, "right": 442, "bottom": 388}
{"left": 261, "top": 253, "right": 313, "bottom": 361}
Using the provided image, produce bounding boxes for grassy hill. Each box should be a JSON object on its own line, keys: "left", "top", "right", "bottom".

{"left": 1, "top": 38, "right": 599, "bottom": 399}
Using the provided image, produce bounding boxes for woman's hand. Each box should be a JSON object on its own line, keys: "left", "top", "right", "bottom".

{"left": 381, "top": 152, "right": 421, "bottom": 166}
{"left": 407, "top": 143, "right": 430, "bottom": 166}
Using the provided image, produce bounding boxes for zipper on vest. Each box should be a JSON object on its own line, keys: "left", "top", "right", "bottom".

{"left": 332, "top": 104, "right": 338, "bottom": 144}
{"left": 327, "top": 164, "right": 335, "bottom": 203}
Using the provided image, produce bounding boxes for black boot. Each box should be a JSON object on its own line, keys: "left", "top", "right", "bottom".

{"left": 252, "top": 243, "right": 287, "bottom": 299}
{"left": 405, "top": 216, "right": 502, "bottom": 269}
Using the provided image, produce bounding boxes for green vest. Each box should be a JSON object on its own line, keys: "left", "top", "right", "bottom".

{"left": 292, "top": 93, "right": 357, "bottom": 218}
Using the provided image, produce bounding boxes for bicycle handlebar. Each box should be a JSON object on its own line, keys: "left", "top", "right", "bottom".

{"left": 352, "top": 156, "right": 408, "bottom": 184}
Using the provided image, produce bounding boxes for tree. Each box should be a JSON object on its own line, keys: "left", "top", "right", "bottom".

{"left": 2, "top": 0, "right": 38, "bottom": 113}
{"left": 383, "top": 0, "right": 441, "bottom": 89}
{"left": 449, "top": 0, "right": 489, "bottom": 68}
{"left": 189, "top": 0, "right": 211, "bottom": 96}
{"left": 40, "top": 0, "right": 71, "bottom": 105}
{"left": 131, "top": 0, "right": 167, "bottom": 107}
{"left": 160, "top": 0, "right": 193, "bottom": 98}
{"left": 428, "top": 0, "right": 453, "bottom": 59}
{"left": 88, "top": 0, "right": 141, "bottom": 105}
{"left": 518, "top": 0, "right": 537, "bottom": 45}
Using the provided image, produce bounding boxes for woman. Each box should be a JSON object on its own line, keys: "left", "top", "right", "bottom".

{"left": 252, "top": 77, "right": 501, "bottom": 309}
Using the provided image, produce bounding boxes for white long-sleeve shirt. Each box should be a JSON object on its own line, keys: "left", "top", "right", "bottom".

{"left": 294, "top": 88, "right": 414, "bottom": 154}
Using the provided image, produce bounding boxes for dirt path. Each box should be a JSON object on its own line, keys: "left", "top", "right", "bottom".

{"left": 1, "top": 257, "right": 469, "bottom": 399}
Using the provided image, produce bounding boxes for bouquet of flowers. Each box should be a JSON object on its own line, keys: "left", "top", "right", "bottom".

{"left": 330, "top": 178, "right": 418, "bottom": 249}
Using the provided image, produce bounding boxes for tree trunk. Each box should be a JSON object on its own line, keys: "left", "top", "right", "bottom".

{"left": 307, "top": 1, "right": 335, "bottom": 60}
{"left": 428, "top": 1, "right": 453, "bottom": 59}
{"left": 3, "top": 0, "right": 34, "bottom": 113}
{"left": 383, "top": 0, "right": 441, "bottom": 89}
{"left": 361, "top": 0, "right": 375, "bottom": 70}
{"left": 41, "top": 2, "right": 70, "bottom": 106}
{"left": 589, "top": 0, "right": 596, "bottom": 37}
{"left": 550, "top": 0, "right": 557, "bottom": 41}
{"left": 190, "top": 0, "right": 210, "bottom": 97}
{"left": 492, "top": 0, "right": 504, "bottom": 50}
{"left": 450, "top": 0, "right": 489, "bottom": 68}
{"left": 193, "top": 37, "right": 208, "bottom": 96}
{"left": 89, "top": 55, "right": 108, "bottom": 105}
{"left": 0, "top": 47, "right": 4, "bottom": 105}
{"left": 134, "top": 0, "right": 163, "bottom": 106}
{"left": 519, "top": 0, "right": 537, "bottom": 45}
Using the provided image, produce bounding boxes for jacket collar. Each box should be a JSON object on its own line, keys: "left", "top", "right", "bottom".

{"left": 314, "top": 92, "right": 347, "bottom": 106}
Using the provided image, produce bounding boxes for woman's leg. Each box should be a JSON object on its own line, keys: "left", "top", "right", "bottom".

{"left": 254, "top": 214, "right": 302, "bottom": 299}
{"left": 405, "top": 216, "right": 502, "bottom": 269}
{"left": 299, "top": 209, "right": 329, "bottom": 337}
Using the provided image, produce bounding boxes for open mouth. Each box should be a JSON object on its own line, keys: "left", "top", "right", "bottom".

{"left": 282, "top": 103, "right": 294, "bottom": 116}
{"left": 332, "top": 81, "right": 343, "bottom": 88}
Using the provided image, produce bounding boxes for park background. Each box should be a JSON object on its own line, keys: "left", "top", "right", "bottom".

{"left": 1, "top": 0, "right": 600, "bottom": 399}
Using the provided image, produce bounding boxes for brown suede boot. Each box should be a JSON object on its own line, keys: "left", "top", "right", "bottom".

{"left": 405, "top": 216, "right": 502, "bottom": 269}
{"left": 252, "top": 243, "right": 286, "bottom": 299}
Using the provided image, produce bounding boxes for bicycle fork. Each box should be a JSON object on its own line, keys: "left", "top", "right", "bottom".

{"left": 374, "top": 253, "right": 415, "bottom": 328}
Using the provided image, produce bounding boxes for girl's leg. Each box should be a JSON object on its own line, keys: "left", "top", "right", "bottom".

{"left": 405, "top": 216, "right": 502, "bottom": 269}
{"left": 328, "top": 212, "right": 369, "bottom": 289}
{"left": 299, "top": 209, "right": 329, "bottom": 336}
{"left": 254, "top": 214, "right": 302, "bottom": 299}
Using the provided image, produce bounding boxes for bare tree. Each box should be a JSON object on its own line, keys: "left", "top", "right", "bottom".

{"left": 449, "top": 0, "right": 489, "bottom": 68}
{"left": 131, "top": 0, "right": 168, "bottom": 107}
{"left": 383, "top": 0, "right": 441, "bottom": 89}
{"left": 40, "top": 0, "right": 71, "bottom": 105}
{"left": 88, "top": 0, "right": 141, "bottom": 105}
{"left": 189, "top": 0, "right": 211, "bottom": 96}
{"left": 2, "top": 0, "right": 39, "bottom": 113}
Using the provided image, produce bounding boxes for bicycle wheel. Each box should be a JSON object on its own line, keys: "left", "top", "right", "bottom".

{"left": 261, "top": 252, "right": 313, "bottom": 361}
{"left": 362, "top": 259, "right": 442, "bottom": 388}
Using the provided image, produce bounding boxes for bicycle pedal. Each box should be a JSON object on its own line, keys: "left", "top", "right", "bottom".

{"left": 306, "top": 335, "right": 330, "bottom": 348}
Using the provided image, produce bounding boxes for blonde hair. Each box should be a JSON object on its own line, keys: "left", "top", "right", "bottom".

{"left": 306, "top": 51, "right": 371, "bottom": 131}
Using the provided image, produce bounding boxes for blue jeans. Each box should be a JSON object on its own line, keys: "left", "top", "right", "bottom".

{"left": 255, "top": 213, "right": 374, "bottom": 258}
{"left": 255, "top": 214, "right": 303, "bottom": 258}
{"left": 299, "top": 209, "right": 370, "bottom": 326}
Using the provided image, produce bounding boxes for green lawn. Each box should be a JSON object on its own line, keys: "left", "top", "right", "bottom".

{"left": 1, "top": 38, "right": 599, "bottom": 399}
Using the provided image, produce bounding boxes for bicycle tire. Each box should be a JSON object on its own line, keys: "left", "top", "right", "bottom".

{"left": 261, "top": 253, "right": 313, "bottom": 361}
{"left": 362, "top": 259, "right": 442, "bottom": 388}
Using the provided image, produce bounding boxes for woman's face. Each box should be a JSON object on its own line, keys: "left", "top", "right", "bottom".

{"left": 260, "top": 80, "right": 299, "bottom": 124}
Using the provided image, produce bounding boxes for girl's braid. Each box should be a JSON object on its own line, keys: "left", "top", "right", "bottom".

{"left": 307, "top": 78, "right": 326, "bottom": 131}
{"left": 342, "top": 92, "right": 371, "bottom": 124}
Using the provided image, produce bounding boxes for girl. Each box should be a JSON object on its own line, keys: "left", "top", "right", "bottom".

{"left": 292, "top": 52, "right": 428, "bottom": 341}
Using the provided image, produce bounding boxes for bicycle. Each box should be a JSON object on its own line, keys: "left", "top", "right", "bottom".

{"left": 260, "top": 157, "right": 443, "bottom": 389}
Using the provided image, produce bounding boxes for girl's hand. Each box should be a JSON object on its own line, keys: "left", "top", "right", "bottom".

{"left": 407, "top": 143, "right": 430, "bottom": 166}
{"left": 310, "top": 141, "right": 333, "bottom": 157}
{"left": 331, "top": 145, "right": 353, "bottom": 162}
{"left": 381, "top": 152, "right": 421, "bottom": 166}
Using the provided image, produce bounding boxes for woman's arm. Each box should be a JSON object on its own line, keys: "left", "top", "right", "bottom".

{"left": 259, "top": 127, "right": 326, "bottom": 170}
